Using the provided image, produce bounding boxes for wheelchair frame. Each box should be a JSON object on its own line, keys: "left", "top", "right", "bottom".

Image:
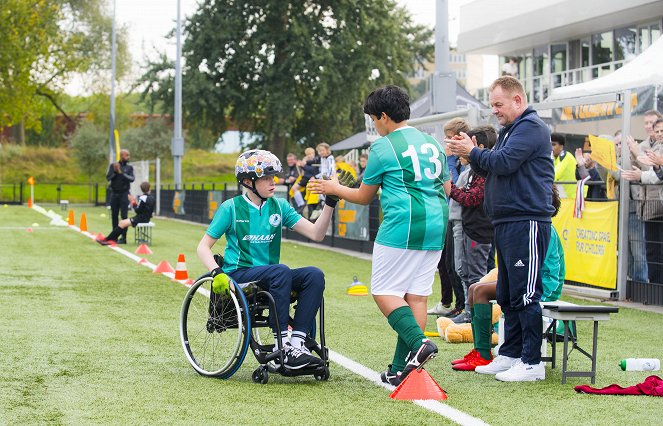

{"left": 179, "top": 272, "right": 330, "bottom": 384}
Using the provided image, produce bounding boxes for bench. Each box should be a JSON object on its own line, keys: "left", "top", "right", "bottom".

{"left": 495, "top": 300, "right": 618, "bottom": 384}
{"left": 134, "top": 222, "right": 155, "bottom": 245}
{"left": 541, "top": 301, "right": 619, "bottom": 384}
{"left": 60, "top": 200, "right": 69, "bottom": 211}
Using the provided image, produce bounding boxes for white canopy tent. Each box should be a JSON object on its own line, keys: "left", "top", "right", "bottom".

{"left": 549, "top": 35, "right": 663, "bottom": 101}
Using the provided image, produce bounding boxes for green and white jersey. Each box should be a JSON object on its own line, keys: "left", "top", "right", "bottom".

{"left": 206, "top": 195, "right": 302, "bottom": 273}
{"left": 363, "top": 126, "right": 450, "bottom": 250}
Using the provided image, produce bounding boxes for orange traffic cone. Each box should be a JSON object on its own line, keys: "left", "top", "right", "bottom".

{"left": 389, "top": 369, "right": 448, "bottom": 401}
{"left": 174, "top": 254, "right": 193, "bottom": 284}
{"left": 28, "top": 198, "right": 32, "bottom": 208}
{"left": 67, "top": 209, "right": 75, "bottom": 225}
{"left": 79, "top": 213, "right": 88, "bottom": 232}
{"left": 153, "top": 261, "right": 175, "bottom": 274}
{"left": 135, "top": 244, "right": 153, "bottom": 255}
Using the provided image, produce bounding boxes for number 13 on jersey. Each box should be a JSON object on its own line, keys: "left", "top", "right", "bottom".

{"left": 401, "top": 143, "right": 443, "bottom": 181}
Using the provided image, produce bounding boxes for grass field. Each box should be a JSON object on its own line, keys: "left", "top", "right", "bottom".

{"left": 1, "top": 205, "right": 662, "bottom": 425}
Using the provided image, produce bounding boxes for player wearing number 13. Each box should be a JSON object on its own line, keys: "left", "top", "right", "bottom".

{"left": 309, "top": 85, "right": 451, "bottom": 385}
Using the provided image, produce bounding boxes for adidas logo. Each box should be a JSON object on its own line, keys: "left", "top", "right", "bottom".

{"left": 514, "top": 259, "right": 525, "bottom": 267}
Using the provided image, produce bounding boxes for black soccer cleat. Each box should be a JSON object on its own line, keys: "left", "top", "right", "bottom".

{"left": 400, "top": 339, "right": 438, "bottom": 381}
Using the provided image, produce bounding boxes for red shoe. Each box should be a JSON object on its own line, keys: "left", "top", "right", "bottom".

{"left": 452, "top": 354, "right": 493, "bottom": 371}
{"left": 451, "top": 349, "right": 479, "bottom": 365}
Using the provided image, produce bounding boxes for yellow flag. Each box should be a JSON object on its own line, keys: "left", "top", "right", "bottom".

{"left": 114, "top": 130, "right": 121, "bottom": 162}
{"left": 588, "top": 134, "right": 617, "bottom": 171}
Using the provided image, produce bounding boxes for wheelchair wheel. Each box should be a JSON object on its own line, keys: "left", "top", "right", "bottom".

{"left": 314, "top": 366, "right": 330, "bottom": 381}
{"left": 180, "top": 276, "right": 251, "bottom": 378}
{"left": 252, "top": 366, "right": 269, "bottom": 384}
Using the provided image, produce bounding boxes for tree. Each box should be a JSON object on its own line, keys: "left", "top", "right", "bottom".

{"left": 122, "top": 118, "right": 172, "bottom": 160}
{"left": 140, "top": 0, "right": 433, "bottom": 159}
{"left": 0, "top": 0, "right": 129, "bottom": 140}
{"left": 69, "top": 121, "right": 107, "bottom": 181}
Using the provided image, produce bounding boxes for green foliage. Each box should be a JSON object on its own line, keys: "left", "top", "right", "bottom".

{"left": 0, "top": 0, "right": 130, "bottom": 133}
{"left": 139, "top": 0, "right": 433, "bottom": 159}
{"left": 69, "top": 121, "right": 107, "bottom": 181}
{"left": 122, "top": 118, "right": 172, "bottom": 160}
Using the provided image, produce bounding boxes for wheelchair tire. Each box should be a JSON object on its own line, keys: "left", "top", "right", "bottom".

{"left": 180, "top": 275, "right": 251, "bottom": 378}
{"left": 314, "top": 366, "right": 330, "bottom": 381}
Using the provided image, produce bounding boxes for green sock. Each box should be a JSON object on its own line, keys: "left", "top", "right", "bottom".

{"left": 391, "top": 336, "right": 409, "bottom": 373}
{"left": 387, "top": 306, "right": 426, "bottom": 352}
{"left": 473, "top": 303, "right": 492, "bottom": 360}
{"left": 470, "top": 306, "right": 476, "bottom": 348}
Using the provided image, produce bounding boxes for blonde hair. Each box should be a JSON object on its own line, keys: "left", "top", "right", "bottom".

{"left": 489, "top": 76, "right": 527, "bottom": 100}
{"left": 316, "top": 142, "right": 330, "bottom": 151}
{"left": 304, "top": 147, "right": 315, "bottom": 156}
{"left": 443, "top": 117, "right": 470, "bottom": 136}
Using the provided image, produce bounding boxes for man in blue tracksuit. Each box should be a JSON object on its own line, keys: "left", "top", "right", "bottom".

{"left": 447, "top": 76, "right": 554, "bottom": 382}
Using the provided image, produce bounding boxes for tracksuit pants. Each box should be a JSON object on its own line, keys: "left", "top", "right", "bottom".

{"left": 229, "top": 264, "right": 325, "bottom": 336}
{"left": 110, "top": 191, "right": 129, "bottom": 241}
{"left": 495, "top": 220, "right": 551, "bottom": 365}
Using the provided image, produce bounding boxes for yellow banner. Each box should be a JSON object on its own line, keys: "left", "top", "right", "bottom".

{"left": 588, "top": 134, "right": 617, "bottom": 171}
{"left": 552, "top": 199, "right": 618, "bottom": 289}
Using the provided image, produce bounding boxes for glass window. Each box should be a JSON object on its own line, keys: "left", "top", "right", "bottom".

{"left": 591, "top": 31, "right": 613, "bottom": 65}
{"left": 614, "top": 27, "right": 637, "bottom": 61}
{"left": 550, "top": 43, "right": 567, "bottom": 73}
{"left": 652, "top": 23, "right": 661, "bottom": 45}
{"left": 581, "top": 39, "right": 590, "bottom": 67}
{"left": 638, "top": 27, "right": 651, "bottom": 52}
{"left": 533, "top": 45, "right": 548, "bottom": 76}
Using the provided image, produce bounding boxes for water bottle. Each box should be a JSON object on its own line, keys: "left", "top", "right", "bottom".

{"left": 619, "top": 358, "right": 660, "bottom": 371}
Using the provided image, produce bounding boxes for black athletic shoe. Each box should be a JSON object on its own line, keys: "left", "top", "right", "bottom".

{"left": 380, "top": 364, "right": 402, "bottom": 386}
{"left": 277, "top": 343, "right": 324, "bottom": 370}
{"left": 400, "top": 339, "right": 438, "bottom": 381}
{"left": 96, "top": 238, "right": 111, "bottom": 246}
{"left": 443, "top": 307, "right": 463, "bottom": 318}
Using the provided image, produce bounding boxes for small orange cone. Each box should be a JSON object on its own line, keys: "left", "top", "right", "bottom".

{"left": 79, "top": 213, "right": 88, "bottom": 232}
{"left": 135, "top": 244, "right": 153, "bottom": 255}
{"left": 174, "top": 254, "right": 193, "bottom": 284}
{"left": 27, "top": 227, "right": 33, "bottom": 232}
{"left": 67, "top": 209, "right": 75, "bottom": 225}
{"left": 137, "top": 258, "right": 149, "bottom": 264}
{"left": 153, "top": 261, "right": 175, "bottom": 274}
{"left": 95, "top": 232, "right": 105, "bottom": 241}
{"left": 28, "top": 198, "right": 33, "bottom": 208}
{"left": 389, "top": 369, "right": 448, "bottom": 401}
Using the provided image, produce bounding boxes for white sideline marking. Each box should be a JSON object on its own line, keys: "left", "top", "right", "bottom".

{"left": 328, "top": 350, "right": 489, "bottom": 426}
{"left": 31, "top": 204, "right": 488, "bottom": 425}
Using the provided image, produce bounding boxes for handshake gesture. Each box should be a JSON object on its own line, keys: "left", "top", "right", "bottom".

{"left": 307, "top": 170, "right": 357, "bottom": 208}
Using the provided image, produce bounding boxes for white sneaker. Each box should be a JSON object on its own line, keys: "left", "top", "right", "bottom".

{"left": 495, "top": 360, "right": 545, "bottom": 382}
{"left": 475, "top": 355, "right": 519, "bottom": 375}
{"left": 427, "top": 302, "right": 453, "bottom": 316}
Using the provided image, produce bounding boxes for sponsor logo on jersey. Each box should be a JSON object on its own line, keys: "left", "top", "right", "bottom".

{"left": 236, "top": 219, "right": 249, "bottom": 223}
{"left": 269, "top": 213, "right": 282, "bottom": 227}
{"left": 242, "top": 234, "right": 276, "bottom": 243}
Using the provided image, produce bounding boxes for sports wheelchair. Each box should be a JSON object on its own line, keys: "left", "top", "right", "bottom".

{"left": 179, "top": 258, "right": 330, "bottom": 384}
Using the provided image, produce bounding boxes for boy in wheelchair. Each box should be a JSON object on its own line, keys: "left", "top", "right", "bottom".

{"left": 197, "top": 149, "right": 351, "bottom": 371}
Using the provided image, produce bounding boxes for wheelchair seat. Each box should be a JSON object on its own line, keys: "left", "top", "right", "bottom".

{"left": 179, "top": 259, "right": 329, "bottom": 384}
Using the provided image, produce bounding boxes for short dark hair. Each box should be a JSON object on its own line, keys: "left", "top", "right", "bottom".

{"left": 140, "top": 181, "right": 151, "bottom": 193}
{"left": 363, "top": 85, "right": 410, "bottom": 123}
{"left": 550, "top": 133, "right": 566, "bottom": 145}
{"left": 468, "top": 125, "right": 497, "bottom": 149}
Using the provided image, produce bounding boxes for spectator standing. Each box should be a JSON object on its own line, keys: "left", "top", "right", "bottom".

{"left": 574, "top": 148, "right": 607, "bottom": 200}
{"left": 428, "top": 118, "right": 470, "bottom": 316}
{"left": 551, "top": 133, "right": 577, "bottom": 198}
{"left": 622, "top": 117, "right": 663, "bottom": 283}
{"left": 448, "top": 126, "right": 496, "bottom": 324}
{"left": 106, "top": 149, "right": 135, "bottom": 244}
{"left": 357, "top": 153, "right": 368, "bottom": 184}
{"left": 447, "top": 76, "right": 555, "bottom": 382}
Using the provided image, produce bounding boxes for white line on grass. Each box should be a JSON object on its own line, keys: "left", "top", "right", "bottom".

{"left": 31, "top": 205, "right": 489, "bottom": 426}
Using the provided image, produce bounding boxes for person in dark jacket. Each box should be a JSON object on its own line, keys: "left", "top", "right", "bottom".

{"left": 106, "top": 149, "right": 135, "bottom": 243}
{"left": 97, "top": 182, "right": 155, "bottom": 245}
{"left": 447, "top": 76, "right": 555, "bottom": 382}
{"left": 447, "top": 126, "right": 496, "bottom": 324}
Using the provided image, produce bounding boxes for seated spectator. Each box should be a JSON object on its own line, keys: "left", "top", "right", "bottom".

{"left": 97, "top": 182, "right": 155, "bottom": 245}
{"left": 452, "top": 185, "right": 564, "bottom": 372}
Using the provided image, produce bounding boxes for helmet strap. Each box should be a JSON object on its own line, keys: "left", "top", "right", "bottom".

{"left": 240, "top": 179, "right": 267, "bottom": 207}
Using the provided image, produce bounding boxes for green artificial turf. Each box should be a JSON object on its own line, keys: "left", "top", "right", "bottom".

{"left": 1, "top": 205, "right": 661, "bottom": 425}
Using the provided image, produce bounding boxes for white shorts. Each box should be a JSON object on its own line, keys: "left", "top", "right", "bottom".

{"left": 370, "top": 243, "right": 442, "bottom": 297}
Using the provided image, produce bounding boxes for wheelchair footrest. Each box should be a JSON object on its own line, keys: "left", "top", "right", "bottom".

{"left": 266, "top": 362, "right": 328, "bottom": 377}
